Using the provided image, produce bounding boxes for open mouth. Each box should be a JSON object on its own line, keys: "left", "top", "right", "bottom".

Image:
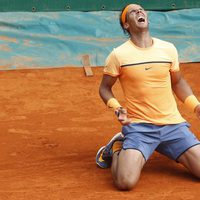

{"left": 138, "top": 16, "right": 145, "bottom": 23}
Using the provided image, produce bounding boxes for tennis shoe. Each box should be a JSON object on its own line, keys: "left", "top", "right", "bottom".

{"left": 96, "top": 132, "right": 124, "bottom": 169}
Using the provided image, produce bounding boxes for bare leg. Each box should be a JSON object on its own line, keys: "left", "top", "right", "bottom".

{"left": 178, "top": 145, "right": 200, "bottom": 178}
{"left": 111, "top": 149, "right": 145, "bottom": 190}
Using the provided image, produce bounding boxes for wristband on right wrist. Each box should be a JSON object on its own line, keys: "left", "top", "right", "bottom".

{"left": 106, "top": 98, "right": 121, "bottom": 111}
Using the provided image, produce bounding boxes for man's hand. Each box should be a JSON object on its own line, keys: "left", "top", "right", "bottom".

{"left": 115, "top": 107, "right": 132, "bottom": 126}
{"left": 195, "top": 104, "right": 200, "bottom": 119}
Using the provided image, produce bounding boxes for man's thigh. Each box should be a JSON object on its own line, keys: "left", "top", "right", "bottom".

{"left": 178, "top": 144, "right": 200, "bottom": 177}
{"left": 117, "top": 149, "right": 145, "bottom": 181}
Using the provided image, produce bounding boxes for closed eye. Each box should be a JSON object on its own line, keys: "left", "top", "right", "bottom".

{"left": 130, "top": 8, "right": 144, "bottom": 14}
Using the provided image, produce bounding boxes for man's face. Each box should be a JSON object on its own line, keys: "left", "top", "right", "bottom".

{"left": 125, "top": 4, "right": 149, "bottom": 32}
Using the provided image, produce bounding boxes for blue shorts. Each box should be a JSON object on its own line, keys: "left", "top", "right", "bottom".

{"left": 122, "top": 122, "right": 200, "bottom": 161}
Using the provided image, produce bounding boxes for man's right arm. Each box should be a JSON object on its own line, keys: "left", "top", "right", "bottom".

{"left": 99, "top": 74, "right": 118, "bottom": 104}
{"left": 99, "top": 74, "right": 131, "bottom": 125}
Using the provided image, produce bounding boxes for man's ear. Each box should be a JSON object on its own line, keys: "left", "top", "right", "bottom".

{"left": 123, "top": 22, "right": 129, "bottom": 30}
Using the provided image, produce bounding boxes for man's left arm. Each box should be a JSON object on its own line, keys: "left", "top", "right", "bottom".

{"left": 171, "top": 71, "right": 200, "bottom": 119}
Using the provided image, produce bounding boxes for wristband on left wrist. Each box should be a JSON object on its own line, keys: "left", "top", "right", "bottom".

{"left": 184, "top": 95, "right": 200, "bottom": 112}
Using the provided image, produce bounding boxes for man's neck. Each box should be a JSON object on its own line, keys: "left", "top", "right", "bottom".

{"left": 130, "top": 32, "right": 153, "bottom": 48}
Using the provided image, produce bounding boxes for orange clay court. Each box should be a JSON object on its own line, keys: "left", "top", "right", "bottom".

{"left": 0, "top": 63, "right": 199, "bottom": 200}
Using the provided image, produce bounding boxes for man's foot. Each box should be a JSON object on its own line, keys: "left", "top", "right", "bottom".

{"left": 96, "top": 132, "right": 124, "bottom": 169}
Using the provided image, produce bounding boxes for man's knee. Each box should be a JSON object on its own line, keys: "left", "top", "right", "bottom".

{"left": 115, "top": 173, "right": 139, "bottom": 191}
{"left": 112, "top": 149, "right": 145, "bottom": 190}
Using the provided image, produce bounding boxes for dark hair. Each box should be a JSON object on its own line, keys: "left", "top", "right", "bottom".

{"left": 119, "top": 5, "right": 131, "bottom": 36}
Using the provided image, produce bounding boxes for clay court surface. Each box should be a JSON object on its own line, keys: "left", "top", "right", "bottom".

{"left": 0, "top": 63, "right": 200, "bottom": 200}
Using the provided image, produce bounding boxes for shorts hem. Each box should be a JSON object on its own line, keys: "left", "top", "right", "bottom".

{"left": 175, "top": 143, "right": 200, "bottom": 162}
{"left": 122, "top": 147, "right": 147, "bottom": 161}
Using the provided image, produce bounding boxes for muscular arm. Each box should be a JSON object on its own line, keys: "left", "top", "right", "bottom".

{"left": 171, "top": 70, "right": 200, "bottom": 118}
{"left": 99, "top": 74, "right": 131, "bottom": 124}
{"left": 170, "top": 71, "right": 193, "bottom": 102}
{"left": 99, "top": 74, "right": 118, "bottom": 105}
